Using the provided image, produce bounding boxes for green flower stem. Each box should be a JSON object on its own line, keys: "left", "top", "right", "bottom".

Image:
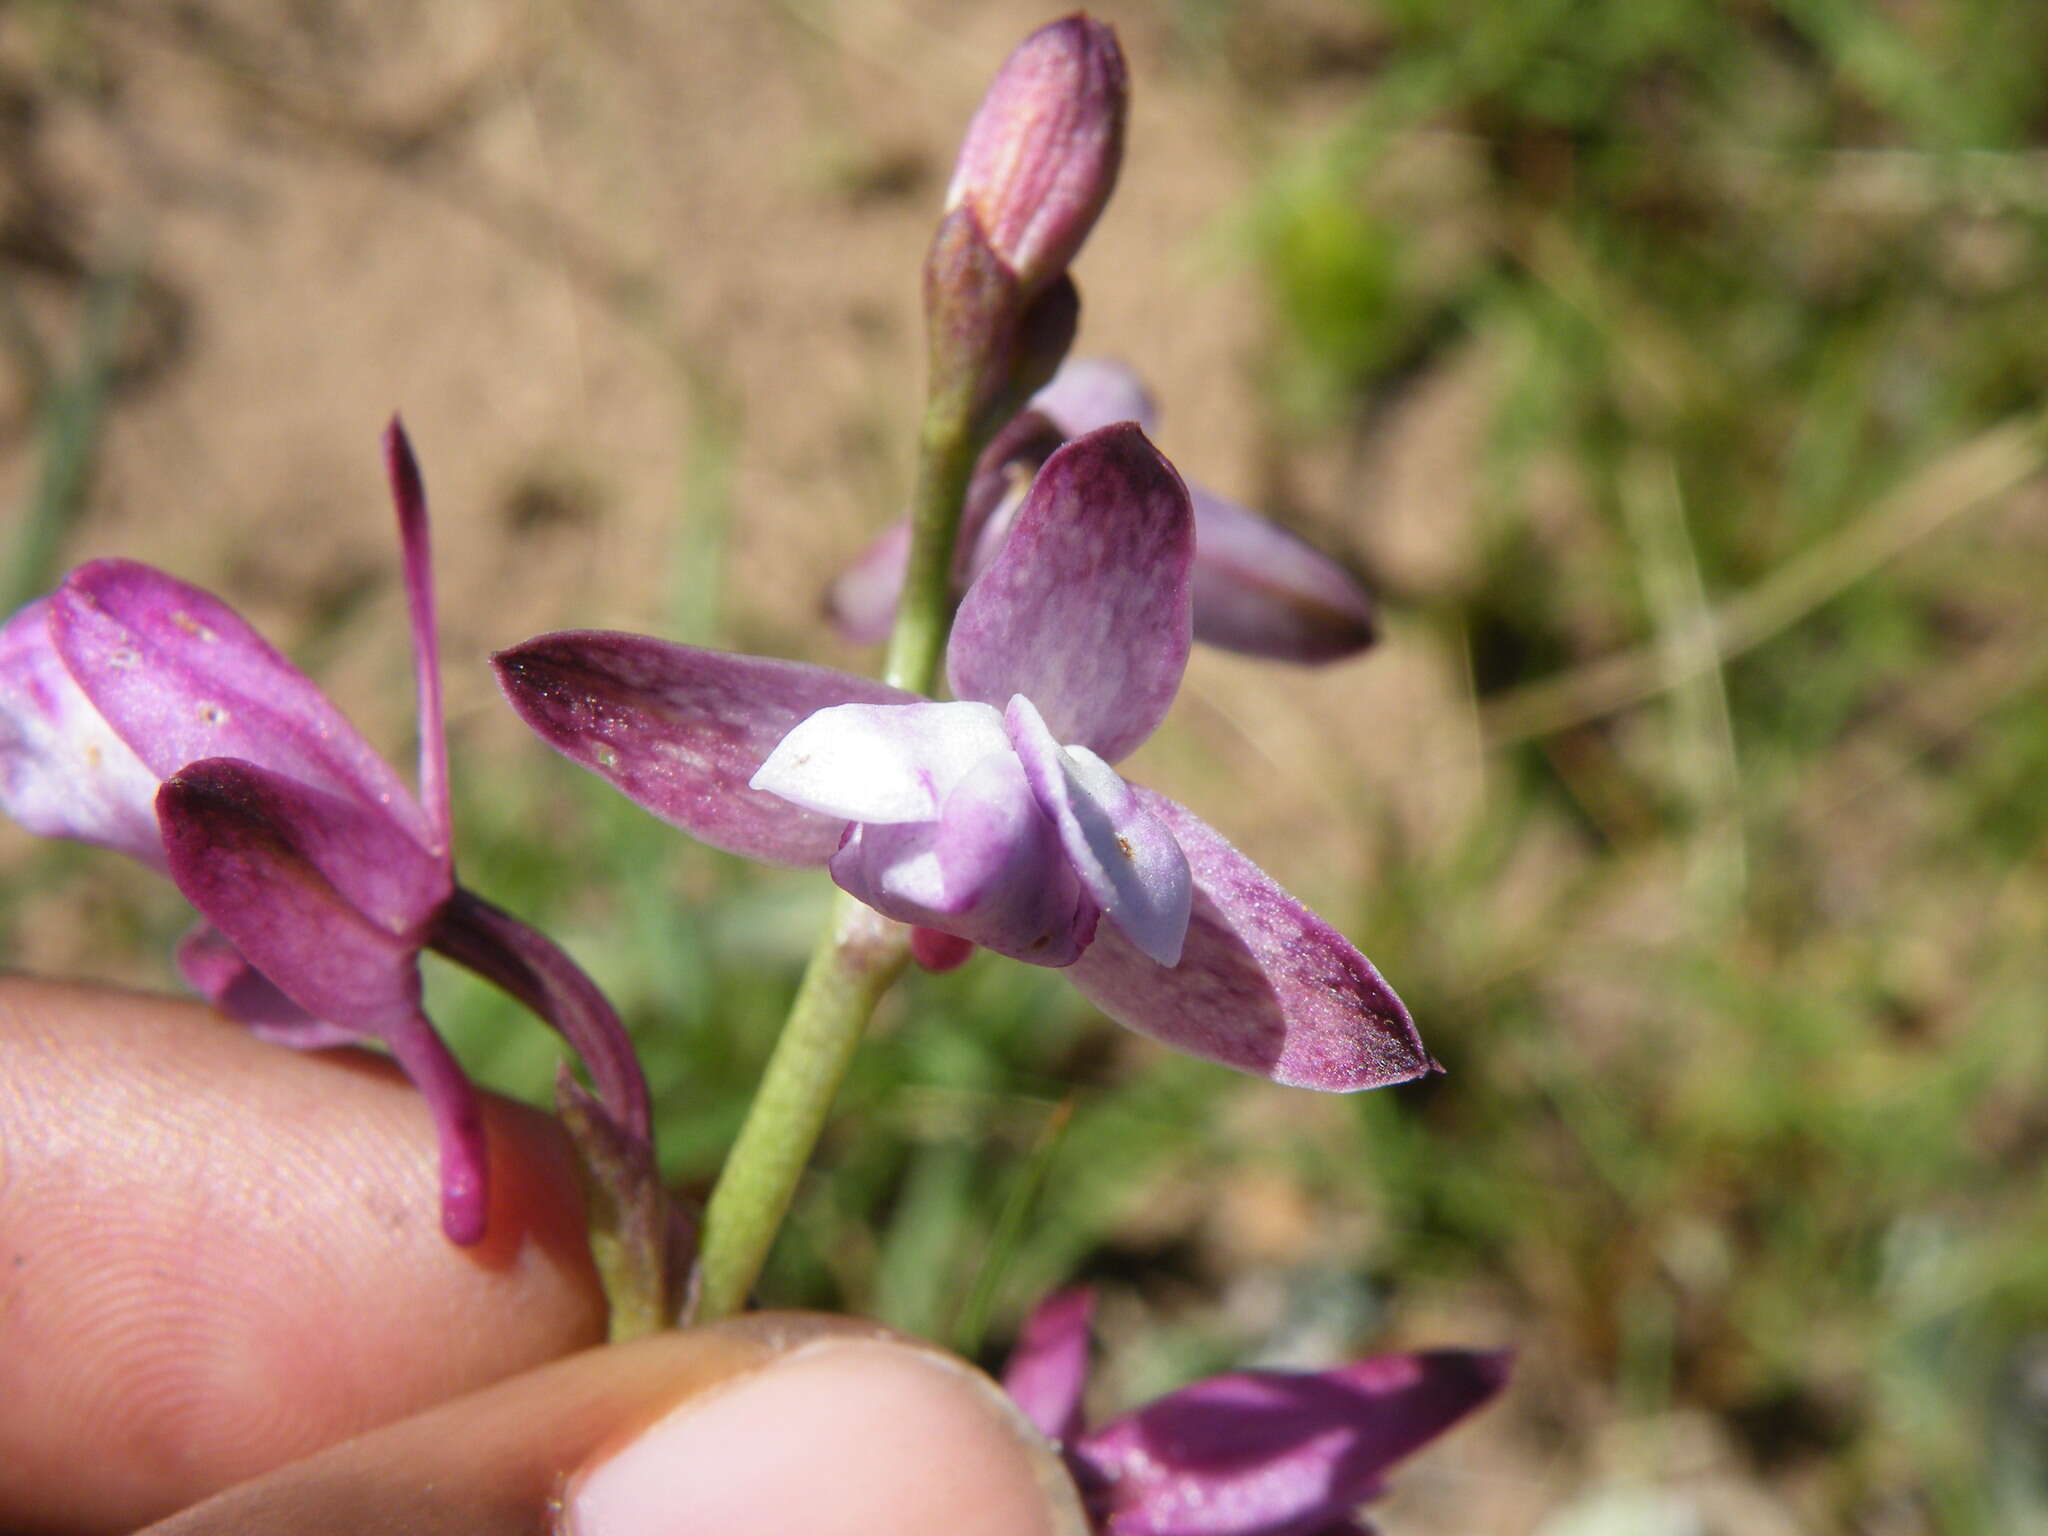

{"left": 693, "top": 395, "right": 981, "bottom": 1322}
{"left": 884, "top": 398, "right": 982, "bottom": 695}
{"left": 694, "top": 891, "right": 909, "bottom": 1321}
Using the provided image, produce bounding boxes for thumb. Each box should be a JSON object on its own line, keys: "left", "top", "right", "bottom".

{"left": 142, "top": 1312, "right": 1091, "bottom": 1536}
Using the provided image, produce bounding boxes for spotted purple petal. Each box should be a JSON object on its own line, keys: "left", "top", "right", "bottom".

{"left": 50, "top": 560, "right": 428, "bottom": 844}
{"left": 1007, "top": 694, "right": 1190, "bottom": 967}
{"left": 949, "top": 424, "right": 1193, "bottom": 763}
{"left": 0, "top": 597, "right": 164, "bottom": 864}
{"left": 493, "top": 632, "right": 913, "bottom": 867}
{"left": 1065, "top": 790, "right": 1430, "bottom": 1091}
{"left": 1073, "top": 1350, "right": 1510, "bottom": 1536}
{"left": 1003, "top": 1287, "right": 1097, "bottom": 1446}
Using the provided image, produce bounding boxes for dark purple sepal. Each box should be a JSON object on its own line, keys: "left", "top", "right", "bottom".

{"left": 1066, "top": 790, "right": 1431, "bottom": 1092}
{"left": 384, "top": 416, "right": 453, "bottom": 855}
{"left": 948, "top": 424, "right": 1194, "bottom": 764}
{"left": 427, "top": 886, "right": 651, "bottom": 1144}
{"left": 51, "top": 560, "right": 430, "bottom": 844}
{"left": 156, "top": 759, "right": 487, "bottom": 1244}
{"left": 1004, "top": 1286, "right": 1096, "bottom": 1445}
{"left": 492, "top": 632, "right": 913, "bottom": 867}
{"left": 155, "top": 758, "right": 448, "bottom": 1023}
{"left": 1187, "top": 487, "right": 1376, "bottom": 665}
{"left": 1074, "top": 1349, "right": 1511, "bottom": 1536}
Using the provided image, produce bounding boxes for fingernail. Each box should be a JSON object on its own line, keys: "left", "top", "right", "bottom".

{"left": 564, "top": 1338, "right": 1088, "bottom": 1536}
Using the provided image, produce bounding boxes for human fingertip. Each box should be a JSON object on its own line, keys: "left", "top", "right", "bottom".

{"left": 563, "top": 1337, "right": 1089, "bottom": 1536}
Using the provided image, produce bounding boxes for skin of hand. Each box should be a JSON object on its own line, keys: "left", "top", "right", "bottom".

{"left": 0, "top": 977, "right": 1085, "bottom": 1536}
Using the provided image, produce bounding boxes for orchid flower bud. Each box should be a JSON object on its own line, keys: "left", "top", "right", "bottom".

{"left": 945, "top": 14, "right": 1127, "bottom": 298}
{"left": 924, "top": 16, "right": 1126, "bottom": 428}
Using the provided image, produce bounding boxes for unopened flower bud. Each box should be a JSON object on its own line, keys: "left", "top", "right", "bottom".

{"left": 944, "top": 14, "right": 1127, "bottom": 296}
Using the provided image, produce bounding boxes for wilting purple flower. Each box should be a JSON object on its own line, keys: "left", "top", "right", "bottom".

{"left": 946, "top": 14, "right": 1127, "bottom": 299}
{"left": 830, "top": 358, "right": 1379, "bottom": 665}
{"left": 496, "top": 424, "right": 1428, "bottom": 1091}
{"left": 0, "top": 422, "right": 651, "bottom": 1247}
{"left": 1003, "top": 1290, "right": 1509, "bottom": 1535}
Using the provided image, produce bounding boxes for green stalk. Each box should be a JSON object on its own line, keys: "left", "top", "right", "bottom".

{"left": 695, "top": 894, "right": 908, "bottom": 1319}
{"left": 884, "top": 399, "right": 981, "bottom": 694}
{"left": 692, "top": 392, "right": 983, "bottom": 1321}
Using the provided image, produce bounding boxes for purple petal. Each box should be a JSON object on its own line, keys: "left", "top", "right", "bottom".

{"left": 50, "top": 560, "right": 430, "bottom": 845}
{"left": 0, "top": 597, "right": 165, "bottom": 865}
{"left": 1065, "top": 792, "right": 1432, "bottom": 1091}
{"left": 427, "top": 887, "right": 651, "bottom": 1143}
{"left": 1189, "top": 486, "right": 1376, "bottom": 664}
{"left": 948, "top": 424, "right": 1194, "bottom": 763}
{"left": 1003, "top": 1287, "right": 1096, "bottom": 1444}
{"left": 1031, "top": 356, "right": 1159, "bottom": 438}
{"left": 829, "top": 751, "right": 1096, "bottom": 967}
{"left": 1008, "top": 695, "right": 1190, "bottom": 967}
{"left": 1075, "top": 1350, "right": 1510, "bottom": 1536}
{"left": 751, "top": 700, "right": 1008, "bottom": 825}
{"left": 155, "top": 758, "right": 449, "bottom": 1025}
{"left": 493, "top": 632, "right": 912, "bottom": 867}
{"left": 174, "top": 922, "right": 359, "bottom": 1046}
{"left": 385, "top": 417, "right": 453, "bottom": 856}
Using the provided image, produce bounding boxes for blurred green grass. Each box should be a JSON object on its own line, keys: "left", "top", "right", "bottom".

{"left": 7, "top": 2, "right": 2048, "bottom": 1529}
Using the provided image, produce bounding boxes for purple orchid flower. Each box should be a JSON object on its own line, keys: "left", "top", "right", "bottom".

{"left": 495, "top": 423, "right": 1428, "bottom": 1092}
{"left": 829, "top": 357, "right": 1379, "bottom": 666}
{"left": 1003, "top": 1290, "right": 1509, "bottom": 1536}
{"left": 0, "top": 422, "right": 651, "bottom": 1246}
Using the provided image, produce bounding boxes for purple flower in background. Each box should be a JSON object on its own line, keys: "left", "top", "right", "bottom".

{"left": 496, "top": 424, "right": 1429, "bottom": 1091}
{"left": 0, "top": 422, "right": 649, "bottom": 1245}
{"left": 830, "top": 358, "right": 1379, "bottom": 665}
{"left": 1003, "top": 1290, "right": 1509, "bottom": 1535}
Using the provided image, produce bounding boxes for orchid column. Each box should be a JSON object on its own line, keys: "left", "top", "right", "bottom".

{"left": 702, "top": 16, "right": 1128, "bottom": 1319}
